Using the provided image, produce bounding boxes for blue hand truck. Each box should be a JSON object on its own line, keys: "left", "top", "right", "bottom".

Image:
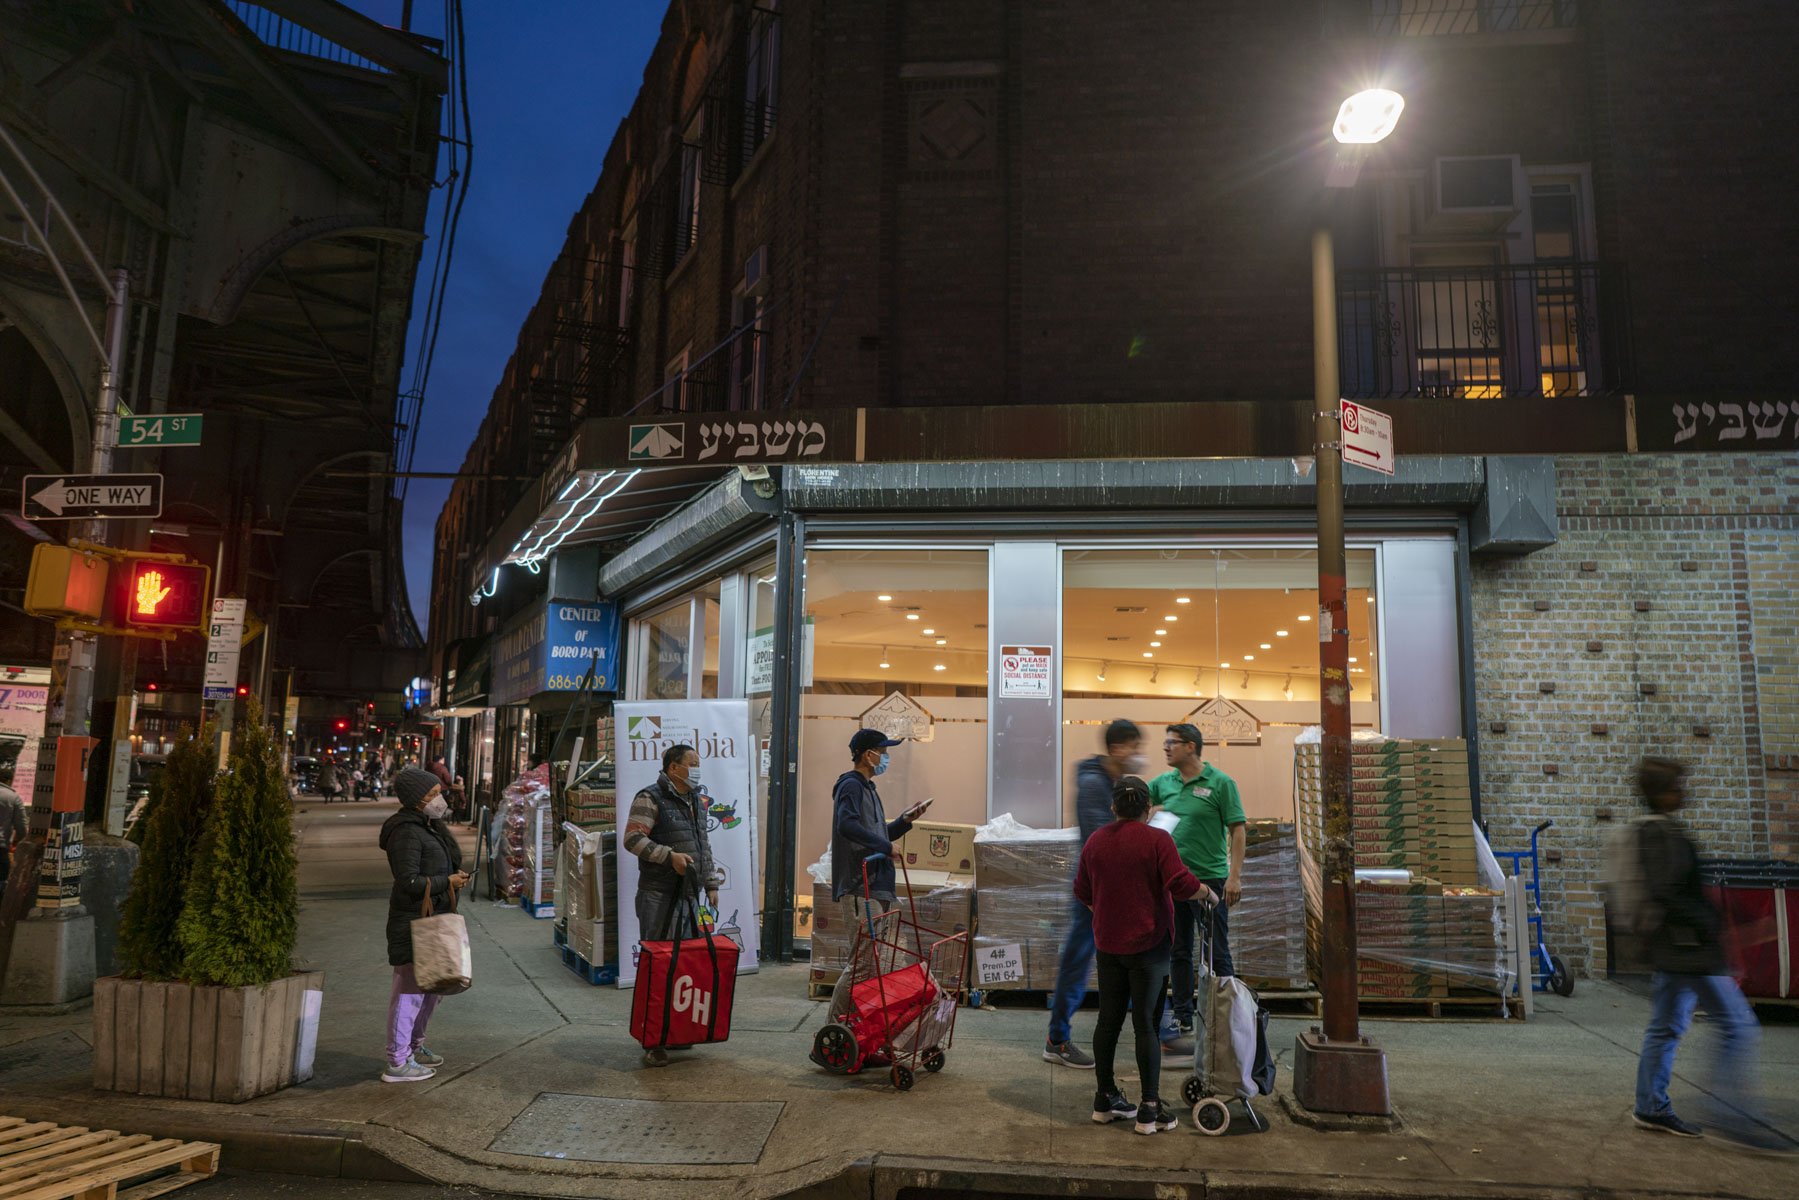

{"left": 1492, "top": 819, "right": 1574, "bottom": 997}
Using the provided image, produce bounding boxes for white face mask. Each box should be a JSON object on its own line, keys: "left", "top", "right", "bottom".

{"left": 1125, "top": 753, "right": 1152, "bottom": 776}
{"left": 422, "top": 796, "right": 450, "bottom": 820}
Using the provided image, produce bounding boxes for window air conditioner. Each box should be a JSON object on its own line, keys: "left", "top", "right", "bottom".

{"left": 1429, "top": 155, "right": 1524, "bottom": 233}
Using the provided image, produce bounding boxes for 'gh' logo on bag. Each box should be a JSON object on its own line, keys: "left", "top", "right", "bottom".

{"left": 672, "top": 974, "right": 712, "bottom": 1026}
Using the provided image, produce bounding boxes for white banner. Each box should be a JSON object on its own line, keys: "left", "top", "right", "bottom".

{"left": 614, "top": 700, "right": 760, "bottom": 986}
{"left": 202, "top": 598, "right": 247, "bottom": 700}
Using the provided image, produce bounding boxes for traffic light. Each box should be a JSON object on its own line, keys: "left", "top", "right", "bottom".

{"left": 122, "top": 559, "right": 211, "bottom": 631}
{"left": 334, "top": 718, "right": 349, "bottom": 732}
{"left": 236, "top": 684, "right": 249, "bottom": 697}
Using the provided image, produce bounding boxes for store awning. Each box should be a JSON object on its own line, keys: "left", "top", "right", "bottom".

{"left": 472, "top": 464, "right": 728, "bottom": 604}
{"left": 440, "top": 635, "right": 490, "bottom": 710}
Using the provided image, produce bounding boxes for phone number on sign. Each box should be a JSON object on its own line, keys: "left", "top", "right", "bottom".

{"left": 545, "top": 673, "right": 602, "bottom": 690}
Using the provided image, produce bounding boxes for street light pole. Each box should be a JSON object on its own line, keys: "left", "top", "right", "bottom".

{"left": 1292, "top": 89, "right": 1404, "bottom": 1117}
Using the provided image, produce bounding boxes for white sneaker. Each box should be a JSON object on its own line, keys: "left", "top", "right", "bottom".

{"left": 381, "top": 1059, "right": 436, "bottom": 1083}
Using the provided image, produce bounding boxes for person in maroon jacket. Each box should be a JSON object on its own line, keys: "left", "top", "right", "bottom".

{"left": 1074, "top": 775, "right": 1213, "bottom": 1135}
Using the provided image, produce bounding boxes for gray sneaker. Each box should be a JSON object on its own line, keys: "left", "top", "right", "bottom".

{"left": 380, "top": 1059, "right": 436, "bottom": 1083}
{"left": 411, "top": 1046, "right": 444, "bottom": 1067}
{"left": 1044, "top": 1040, "right": 1096, "bottom": 1069}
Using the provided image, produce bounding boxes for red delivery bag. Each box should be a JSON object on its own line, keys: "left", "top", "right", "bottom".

{"left": 630, "top": 932, "right": 741, "bottom": 1050}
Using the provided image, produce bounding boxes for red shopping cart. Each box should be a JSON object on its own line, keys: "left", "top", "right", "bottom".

{"left": 810, "top": 853, "right": 968, "bottom": 1091}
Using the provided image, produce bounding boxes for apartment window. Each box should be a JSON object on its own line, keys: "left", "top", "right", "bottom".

{"left": 743, "top": 3, "right": 780, "bottom": 160}
{"left": 664, "top": 346, "right": 691, "bottom": 412}
{"left": 1529, "top": 183, "right": 1591, "bottom": 396}
{"left": 616, "top": 227, "right": 637, "bottom": 324}
{"left": 675, "top": 116, "right": 704, "bottom": 263}
{"left": 730, "top": 293, "right": 766, "bottom": 412}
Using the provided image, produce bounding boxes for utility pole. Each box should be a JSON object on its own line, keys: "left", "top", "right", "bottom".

{"left": 0, "top": 269, "right": 130, "bottom": 1005}
{"left": 1291, "top": 90, "right": 1405, "bottom": 1115}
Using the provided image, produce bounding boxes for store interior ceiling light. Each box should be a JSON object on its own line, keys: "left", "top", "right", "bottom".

{"left": 878, "top": 594, "right": 893, "bottom": 601}
{"left": 935, "top": 638, "right": 947, "bottom": 645}
{"left": 1155, "top": 628, "right": 1167, "bottom": 635}
{"left": 1142, "top": 651, "right": 1153, "bottom": 658}
{"left": 1298, "top": 614, "right": 1311, "bottom": 621}
{"left": 1150, "top": 641, "right": 1162, "bottom": 648}
{"left": 922, "top": 628, "right": 934, "bottom": 635}
{"left": 1260, "top": 643, "right": 1272, "bottom": 650}
{"left": 1176, "top": 597, "right": 1191, "bottom": 604}
{"left": 1276, "top": 630, "right": 1289, "bottom": 637}
{"left": 1242, "top": 654, "right": 1255, "bottom": 661}
{"left": 933, "top": 664, "right": 946, "bottom": 672}
{"left": 906, "top": 613, "right": 919, "bottom": 620}
{"left": 1164, "top": 615, "right": 1178, "bottom": 622}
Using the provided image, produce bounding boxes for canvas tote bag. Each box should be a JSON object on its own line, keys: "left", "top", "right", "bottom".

{"left": 412, "top": 882, "right": 473, "bottom": 995}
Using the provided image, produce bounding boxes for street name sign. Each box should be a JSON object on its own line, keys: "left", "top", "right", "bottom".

{"left": 22, "top": 474, "right": 163, "bottom": 520}
{"left": 1339, "top": 400, "right": 1395, "bottom": 476}
{"left": 119, "top": 413, "right": 203, "bottom": 448}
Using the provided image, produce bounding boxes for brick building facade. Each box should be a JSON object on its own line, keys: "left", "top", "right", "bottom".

{"left": 429, "top": 1, "right": 1799, "bottom": 975}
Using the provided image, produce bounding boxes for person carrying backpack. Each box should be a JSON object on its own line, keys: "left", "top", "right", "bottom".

{"left": 1627, "top": 757, "right": 1787, "bottom": 1154}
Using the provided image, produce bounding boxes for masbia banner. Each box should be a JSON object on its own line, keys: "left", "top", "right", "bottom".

{"left": 614, "top": 700, "right": 760, "bottom": 987}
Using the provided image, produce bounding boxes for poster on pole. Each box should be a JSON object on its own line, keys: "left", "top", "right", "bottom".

{"left": 202, "top": 598, "right": 247, "bottom": 700}
{"left": 0, "top": 670, "right": 49, "bottom": 804}
{"left": 614, "top": 700, "right": 760, "bottom": 987}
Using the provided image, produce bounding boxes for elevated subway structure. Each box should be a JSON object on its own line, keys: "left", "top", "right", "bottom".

{"left": 0, "top": 0, "right": 447, "bottom": 805}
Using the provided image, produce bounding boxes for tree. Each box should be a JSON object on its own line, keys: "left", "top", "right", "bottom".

{"left": 116, "top": 724, "right": 215, "bottom": 980}
{"left": 177, "top": 704, "right": 298, "bottom": 987}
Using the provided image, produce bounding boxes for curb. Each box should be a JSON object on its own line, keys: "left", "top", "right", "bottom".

{"left": 13, "top": 1096, "right": 429, "bottom": 1185}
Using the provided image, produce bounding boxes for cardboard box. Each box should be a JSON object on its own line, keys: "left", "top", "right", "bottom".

{"left": 901, "top": 821, "right": 978, "bottom": 875}
{"left": 809, "top": 877, "right": 974, "bottom": 973}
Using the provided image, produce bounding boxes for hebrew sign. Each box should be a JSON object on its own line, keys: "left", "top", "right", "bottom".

{"left": 1185, "top": 696, "right": 1263, "bottom": 746}
{"left": 859, "top": 691, "right": 935, "bottom": 744}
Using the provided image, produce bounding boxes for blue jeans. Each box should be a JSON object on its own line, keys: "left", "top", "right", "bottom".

{"left": 1048, "top": 899, "right": 1178, "bottom": 1045}
{"left": 1635, "top": 971, "right": 1761, "bottom": 1127}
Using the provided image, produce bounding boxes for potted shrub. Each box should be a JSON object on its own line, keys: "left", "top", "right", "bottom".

{"left": 97, "top": 707, "right": 324, "bottom": 1101}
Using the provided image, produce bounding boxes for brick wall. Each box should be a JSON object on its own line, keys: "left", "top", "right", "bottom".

{"left": 1472, "top": 453, "right": 1799, "bottom": 974}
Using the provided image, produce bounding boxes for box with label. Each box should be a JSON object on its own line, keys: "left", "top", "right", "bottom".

{"left": 900, "top": 820, "right": 977, "bottom": 876}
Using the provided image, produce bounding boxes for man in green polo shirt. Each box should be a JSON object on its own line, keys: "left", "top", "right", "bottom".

{"left": 1149, "top": 722, "right": 1246, "bottom": 1033}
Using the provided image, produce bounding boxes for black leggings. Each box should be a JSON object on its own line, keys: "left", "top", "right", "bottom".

{"left": 1093, "top": 945, "right": 1172, "bottom": 1101}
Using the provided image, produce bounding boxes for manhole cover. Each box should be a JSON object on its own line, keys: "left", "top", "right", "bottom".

{"left": 0, "top": 1031, "right": 92, "bottom": 1085}
{"left": 488, "top": 1093, "right": 783, "bottom": 1165}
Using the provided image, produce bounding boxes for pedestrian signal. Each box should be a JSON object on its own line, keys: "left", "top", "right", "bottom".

{"left": 123, "top": 559, "right": 210, "bottom": 630}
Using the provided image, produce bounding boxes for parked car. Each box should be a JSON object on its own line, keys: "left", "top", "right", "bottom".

{"left": 122, "top": 753, "right": 169, "bottom": 836}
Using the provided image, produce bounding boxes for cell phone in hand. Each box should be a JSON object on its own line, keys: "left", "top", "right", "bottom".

{"left": 908, "top": 798, "right": 934, "bottom": 820}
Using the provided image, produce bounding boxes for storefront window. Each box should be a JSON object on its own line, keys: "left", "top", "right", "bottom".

{"left": 700, "top": 580, "right": 722, "bottom": 698}
{"left": 796, "top": 549, "right": 990, "bottom": 933}
{"left": 1060, "top": 546, "right": 1380, "bottom": 823}
{"left": 640, "top": 601, "right": 693, "bottom": 700}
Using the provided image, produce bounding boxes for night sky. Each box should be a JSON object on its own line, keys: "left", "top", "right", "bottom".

{"left": 352, "top": 2, "right": 665, "bottom": 630}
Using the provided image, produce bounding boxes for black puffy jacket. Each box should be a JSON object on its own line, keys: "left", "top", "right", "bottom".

{"left": 380, "top": 807, "right": 463, "bottom": 966}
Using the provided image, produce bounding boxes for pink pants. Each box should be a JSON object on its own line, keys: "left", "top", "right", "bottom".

{"left": 386, "top": 965, "right": 441, "bottom": 1067}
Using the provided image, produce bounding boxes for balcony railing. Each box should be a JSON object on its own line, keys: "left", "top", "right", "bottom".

{"left": 632, "top": 325, "right": 767, "bottom": 418}
{"left": 1368, "top": 1, "right": 1580, "bottom": 37}
{"left": 1337, "top": 263, "right": 1627, "bottom": 400}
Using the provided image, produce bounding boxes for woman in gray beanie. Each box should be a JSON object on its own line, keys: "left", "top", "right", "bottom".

{"left": 377, "top": 766, "right": 467, "bottom": 1082}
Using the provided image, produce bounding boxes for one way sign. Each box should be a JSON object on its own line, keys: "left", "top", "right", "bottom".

{"left": 22, "top": 473, "right": 163, "bottom": 521}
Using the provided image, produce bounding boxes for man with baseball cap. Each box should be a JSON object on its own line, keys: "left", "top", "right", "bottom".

{"left": 811, "top": 727, "right": 932, "bottom": 1067}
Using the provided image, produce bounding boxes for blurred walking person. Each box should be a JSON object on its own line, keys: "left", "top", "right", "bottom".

{"left": 1630, "top": 757, "right": 1789, "bottom": 1154}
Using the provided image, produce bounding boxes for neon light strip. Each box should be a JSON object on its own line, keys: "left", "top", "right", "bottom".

{"left": 508, "top": 470, "right": 613, "bottom": 566}
{"left": 514, "top": 468, "right": 640, "bottom": 568}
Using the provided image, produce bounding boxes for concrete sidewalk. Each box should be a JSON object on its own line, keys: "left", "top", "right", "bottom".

{"left": 1, "top": 799, "right": 1794, "bottom": 1200}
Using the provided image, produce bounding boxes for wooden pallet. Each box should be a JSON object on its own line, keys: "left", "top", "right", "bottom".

{"left": 0, "top": 1116, "right": 219, "bottom": 1200}
{"left": 1255, "top": 988, "right": 1323, "bottom": 1016}
{"left": 1356, "top": 993, "right": 1522, "bottom": 1020}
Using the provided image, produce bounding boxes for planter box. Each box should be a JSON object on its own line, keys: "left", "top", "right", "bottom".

{"left": 92, "top": 971, "right": 324, "bottom": 1102}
